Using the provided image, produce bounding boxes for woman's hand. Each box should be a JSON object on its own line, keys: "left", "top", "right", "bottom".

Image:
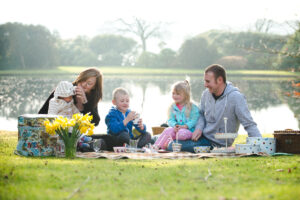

{"left": 74, "top": 86, "right": 87, "bottom": 111}
{"left": 75, "top": 86, "right": 88, "bottom": 104}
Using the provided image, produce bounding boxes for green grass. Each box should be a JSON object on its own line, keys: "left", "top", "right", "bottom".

{"left": 0, "top": 66, "right": 300, "bottom": 77}
{"left": 1, "top": 130, "right": 300, "bottom": 200}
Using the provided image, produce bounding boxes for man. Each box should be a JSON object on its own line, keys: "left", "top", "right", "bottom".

{"left": 168, "top": 64, "right": 262, "bottom": 152}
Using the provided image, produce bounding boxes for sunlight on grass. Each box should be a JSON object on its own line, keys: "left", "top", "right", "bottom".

{"left": 1, "top": 131, "right": 300, "bottom": 200}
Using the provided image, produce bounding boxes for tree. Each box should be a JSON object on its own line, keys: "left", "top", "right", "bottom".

{"left": 278, "top": 22, "right": 300, "bottom": 71}
{"left": 135, "top": 51, "right": 158, "bottom": 68}
{"left": 203, "top": 30, "right": 287, "bottom": 69}
{"left": 117, "top": 17, "right": 163, "bottom": 52}
{"left": 254, "top": 18, "right": 275, "bottom": 33}
{"left": 177, "top": 37, "right": 220, "bottom": 68}
{"left": 0, "top": 23, "right": 58, "bottom": 69}
{"left": 58, "top": 36, "right": 98, "bottom": 66}
{"left": 89, "top": 34, "right": 137, "bottom": 66}
{"left": 156, "top": 48, "right": 177, "bottom": 68}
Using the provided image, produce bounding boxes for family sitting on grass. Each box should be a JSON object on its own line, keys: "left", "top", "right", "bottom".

{"left": 39, "top": 64, "right": 262, "bottom": 153}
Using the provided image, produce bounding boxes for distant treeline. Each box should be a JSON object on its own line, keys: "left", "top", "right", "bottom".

{"left": 0, "top": 22, "right": 299, "bottom": 71}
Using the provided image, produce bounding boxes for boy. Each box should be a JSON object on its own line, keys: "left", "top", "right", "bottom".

{"left": 105, "top": 87, "right": 151, "bottom": 148}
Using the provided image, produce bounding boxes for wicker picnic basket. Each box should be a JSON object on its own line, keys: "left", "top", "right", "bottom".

{"left": 152, "top": 127, "right": 166, "bottom": 135}
{"left": 273, "top": 129, "right": 300, "bottom": 154}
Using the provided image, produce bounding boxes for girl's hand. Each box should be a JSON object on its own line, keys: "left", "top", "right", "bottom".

{"left": 137, "top": 118, "right": 144, "bottom": 130}
{"left": 174, "top": 125, "right": 180, "bottom": 133}
{"left": 179, "top": 125, "right": 188, "bottom": 129}
{"left": 75, "top": 86, "right": 88, "bottom": 104}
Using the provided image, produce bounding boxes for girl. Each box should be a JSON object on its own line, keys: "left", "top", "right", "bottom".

{"left": 47, "top": 80, "right": 92, "bottom": 151}
{"left": 154, "top": 80, "right": 200, "bottom": 150}
{"left": 48, "top": 81, "right": 79, "bottom": 117}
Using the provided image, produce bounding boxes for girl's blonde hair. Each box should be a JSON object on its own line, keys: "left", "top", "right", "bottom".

{"left": 169, "top": 80, "right": 193, "bottom": 118}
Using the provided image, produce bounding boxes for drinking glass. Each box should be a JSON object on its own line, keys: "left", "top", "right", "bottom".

{"left": 93, "top": 139, "right": 101, "bottom": 153}
{"left": 129, "top": 139, "right": 138, "bottom": 149}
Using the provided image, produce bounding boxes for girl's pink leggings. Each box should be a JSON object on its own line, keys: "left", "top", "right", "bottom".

{"left": 154, "top": 127, "right": 193, "bottom": 149}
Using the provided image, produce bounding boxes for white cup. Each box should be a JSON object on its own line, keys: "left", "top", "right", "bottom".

{"left": 133, "top": 113, "right": 140, "bottom": 124}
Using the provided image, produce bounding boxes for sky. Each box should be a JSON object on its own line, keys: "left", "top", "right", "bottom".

{"left": 1, "top": 0, "right": 300, "bottom": 52}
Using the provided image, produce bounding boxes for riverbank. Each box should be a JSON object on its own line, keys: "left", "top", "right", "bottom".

{"left": 0, "top": 66, "right": 300, "bottom": 77}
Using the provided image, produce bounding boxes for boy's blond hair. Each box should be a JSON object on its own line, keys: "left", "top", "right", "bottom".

{"left": 112, "top": 87, "right": 129, "bottom": 100}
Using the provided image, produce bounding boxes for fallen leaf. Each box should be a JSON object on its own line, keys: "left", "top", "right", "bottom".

{"left": 293, "top": 91, "right": 300, "bottom": 97}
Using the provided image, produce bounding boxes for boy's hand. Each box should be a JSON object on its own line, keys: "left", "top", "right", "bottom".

{"left": 137, "top": 118, "right": 144, "bottom": 130}
{"left": 123, "top": 111, "right": 136, "bottom": 126}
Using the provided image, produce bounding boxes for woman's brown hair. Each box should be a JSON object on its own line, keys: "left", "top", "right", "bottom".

{"left": 73, "top": 67, "right": 103, "bottom": 108}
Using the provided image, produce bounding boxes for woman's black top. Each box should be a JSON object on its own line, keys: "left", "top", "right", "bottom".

{"left": 38, "top": 91, "right": 100, "bottom": 126}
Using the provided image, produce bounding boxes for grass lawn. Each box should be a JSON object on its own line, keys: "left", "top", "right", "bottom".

{"left": 0, "top": 66, "right": 299, "bottom": 78}
{"left": 0, "top": 130, "right": 300, "bottom": 200}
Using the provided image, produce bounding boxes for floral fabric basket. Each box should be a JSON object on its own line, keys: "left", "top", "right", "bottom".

{"left": 15, "top": 114, "right": 58, "bottom": 156}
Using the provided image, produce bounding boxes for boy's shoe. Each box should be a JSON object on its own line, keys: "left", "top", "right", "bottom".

{"left": 81, "top": 136, "right": 92, "bottom": 143}
{"left": 77, "top": 142, "right": 91, "bottom": 152}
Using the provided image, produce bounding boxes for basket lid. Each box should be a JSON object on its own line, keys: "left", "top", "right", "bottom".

{"left": 273, "top": 129, "right": 300, "bottom": 134}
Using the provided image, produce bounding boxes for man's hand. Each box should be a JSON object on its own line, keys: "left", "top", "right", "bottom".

{"left": 191, "top": 129, "right": 202, "bottom": 141}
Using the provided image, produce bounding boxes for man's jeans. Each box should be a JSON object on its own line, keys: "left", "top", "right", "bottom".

{"left": 167, "top": 136, "right": 212, "bottom": 153}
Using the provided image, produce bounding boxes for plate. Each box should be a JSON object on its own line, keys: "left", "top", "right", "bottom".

{"left": 214, "top": 133, "right": 238, "bottom": 139}
{"left": 158, "top": 149, "right": 170, "bottom": 153}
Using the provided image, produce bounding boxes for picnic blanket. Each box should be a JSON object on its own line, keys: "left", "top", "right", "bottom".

{"left": 76, "top": 151, "right": 269, "bottom": 160}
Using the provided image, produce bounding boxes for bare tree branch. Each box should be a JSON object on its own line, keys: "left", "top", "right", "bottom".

{"left": 116, "top": 17, "right": 164, "bottom": 52}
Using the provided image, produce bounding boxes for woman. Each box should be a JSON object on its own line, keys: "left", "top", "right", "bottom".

{"left": 39, "top": 67, "right": 102, "bottom": 125}
{"left": 39, "top": 67, "right": 124, "bottom": 151}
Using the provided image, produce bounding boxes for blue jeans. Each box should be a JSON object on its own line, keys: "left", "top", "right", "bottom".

{"left": 111, "top": 130, "right": 152, "bottom": 148}
{"left": 167, "top": 136, "right": 212, "bottom": 153}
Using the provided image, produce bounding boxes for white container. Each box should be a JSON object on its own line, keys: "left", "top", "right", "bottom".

{"left": 172, "top": 143, "right": 182, "bottom": 152}
{"left": 194, "top": 146, "right": 211, "bottom": 153}
{"left": 113, "top": 147, "right": 127, "bottom": 153}
{"left": 246, "top": 137, "right": 276, "bottom": 155}
{"left": 133, "top": 113, "right": 140, "bottom": 124}
{"left": 235, "top": 144, "right": 261, "bottom": 154}
{"left": 214, "top": 133, "right": 238, "bottom": 139}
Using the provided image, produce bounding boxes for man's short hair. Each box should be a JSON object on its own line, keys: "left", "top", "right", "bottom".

{"left": 205, "top": 64, "right": 226, "bottom": 83}
{"left": 112, "top": 87, "right": 129, "bottom": 100}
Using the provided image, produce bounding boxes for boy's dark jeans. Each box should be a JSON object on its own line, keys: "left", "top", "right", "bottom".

{"left": 92, "top": 131, "right": 151, "bottom": 151}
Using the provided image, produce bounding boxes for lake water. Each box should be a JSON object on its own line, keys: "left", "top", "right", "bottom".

{"left": 0, "top": 74, "right": 299, "bottom": 134}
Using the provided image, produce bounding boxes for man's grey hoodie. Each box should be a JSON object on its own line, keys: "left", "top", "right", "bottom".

{"left": 196, "top": 82, "right": 261, "bottom": 147}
